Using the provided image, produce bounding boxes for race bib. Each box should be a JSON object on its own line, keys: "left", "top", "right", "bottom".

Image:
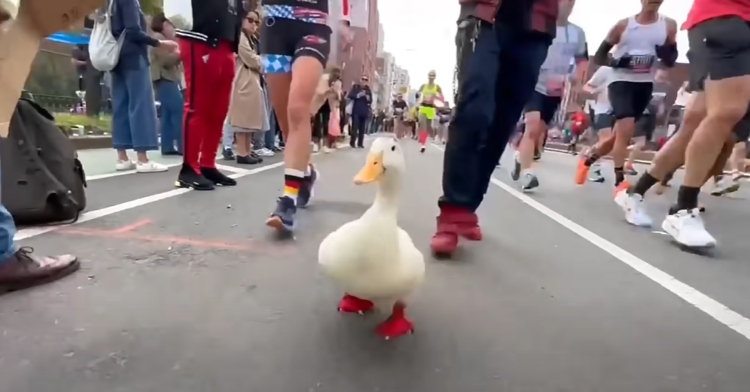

{"left": 631, "top": 55, "right": 655, "bottom": 74}
{"left": 546, "top": 75, "right": 566, "bottom": 96}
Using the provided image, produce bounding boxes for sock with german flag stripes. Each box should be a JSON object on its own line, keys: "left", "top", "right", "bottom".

{"left": 283, "top": 169, "right": 305, "bottom": 201}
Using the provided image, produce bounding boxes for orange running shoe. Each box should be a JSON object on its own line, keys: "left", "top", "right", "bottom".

{"left": 575, "top": 158, "right": 589, "bottom": 185}
{"left": 614, "top": 180, "right": 630, "bottom": 198}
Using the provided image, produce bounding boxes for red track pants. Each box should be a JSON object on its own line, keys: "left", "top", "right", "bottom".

{"left": 180, "top": 39, "right": 235, "bottom": 172}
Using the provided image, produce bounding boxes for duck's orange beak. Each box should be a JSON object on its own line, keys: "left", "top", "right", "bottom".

{"left": 354, "top": 151, "right": 384, "bottom": 185}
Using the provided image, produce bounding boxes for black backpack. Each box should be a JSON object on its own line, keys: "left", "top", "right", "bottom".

{"left": 0, "top": 99, "right": 87, "bottom": 225}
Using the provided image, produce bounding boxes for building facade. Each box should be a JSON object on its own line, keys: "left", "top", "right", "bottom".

{"left": 340, "top": 0, "right": 380, "bottom": 102}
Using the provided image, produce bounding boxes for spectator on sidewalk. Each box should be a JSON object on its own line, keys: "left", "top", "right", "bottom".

{"left": 226, "top": 9, "right": 266, "bottom": 165}
{"left": 347, "top": 76, "right": 372, "bottom": 148}
{"left": 150, "top": 13, "right": 183, "bottom": 156}
{"left": 175, "top": 0, "right": 243, "bottom": 190}
{"left": 0, "top": 163, "right": 79, "bottom": 293}
{"left": 110, "top": 0, "right": 176, "bottom": 173}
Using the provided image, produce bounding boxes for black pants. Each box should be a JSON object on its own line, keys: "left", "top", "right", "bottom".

{"left": 350, "top": 114, "right": 367, "bottom": 147}
{"left": 312, "top": 108, "right": 330, "bottom": 141}
{"left": 441, "top": 18, "right": 550, "bottom": 211}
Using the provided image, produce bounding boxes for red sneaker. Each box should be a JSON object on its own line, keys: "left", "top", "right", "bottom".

{"left": 430, "top": 205, "right": 482, "bottom": 255}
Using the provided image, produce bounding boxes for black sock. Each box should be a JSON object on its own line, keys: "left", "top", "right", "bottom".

{"left": 584, "top": 153, "right": 600, "bottom": 167}
{"left": 631, "top": 172, "right": 658, "bottom": 196}
{"left": 672, "top": 185, "right": 700, "bottom": 213}
{"left": 614, "top": 167, "right": 625, "bottom": 186}
{"left": 661, "top": 171, "right": 674, "bottom": 186}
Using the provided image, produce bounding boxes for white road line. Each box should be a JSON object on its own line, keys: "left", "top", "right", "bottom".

{"left": 17, "top": 146, "right": 349, "bottom": 241}
{"left": 215, "top": 163, "right": 251, "bottom": 174}
{"left": 15, "top": 161, "right": 285, "bottom": 241}
{"left": 431, "top": 144, "right": 750, "bottom": 341}
{"left": 85, "top": 163, "right": 183, "bottom": 181}
{"left": 84, "top": 159, "right": 248, "bottom": 181}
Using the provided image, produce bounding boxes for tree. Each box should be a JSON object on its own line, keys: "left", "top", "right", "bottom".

{"left": 140, "top": 0, "right": 163, "bottom": 15}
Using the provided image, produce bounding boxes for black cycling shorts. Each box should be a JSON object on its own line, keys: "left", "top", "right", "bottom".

{"left": 687, "top": 16, "right": 750, "bottom": 92}
{"left": 734, "top": 117, "right": 750, "bottom": 143}
{"left": 524, "top": 91, "right": 562, "bottom": 124}
{"left": 260, "top": 4, "right": 332, "bottom": 73}
{"left": 608, "top": 81, "right": 653, "bottom": 121}
{"left": 593, "top": 113, "right": 614, "bottom": 131}
{"left": 634, "top": 114, "right": 656, "bottom": 140}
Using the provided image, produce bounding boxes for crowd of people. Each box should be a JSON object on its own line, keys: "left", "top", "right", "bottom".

{"left": 439, "top": 0, "right": 748, "bottom": 255}
{"left": 1, "top": 0, "right": 748, "bottom": 295}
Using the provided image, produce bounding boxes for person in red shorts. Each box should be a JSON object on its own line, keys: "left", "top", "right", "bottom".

{"left": 174, "top": 0, "right": 244, "bottom": 190}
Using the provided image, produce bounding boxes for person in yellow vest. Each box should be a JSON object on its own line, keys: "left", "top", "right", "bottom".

{"left": 417, "top": 70, "right": 444, "bottom": 152}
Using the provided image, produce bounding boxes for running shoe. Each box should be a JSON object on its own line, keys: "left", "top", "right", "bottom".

{"left": 510, "top": 153, "right": 521, "bottom": 181}
{"left": 710, "top": 176, "right": 740, "bottom": 196}
{"left": 589, "top": 168, "right": 605, "bottom": 183}
{"left": 575, "top": 158, "right": 589, "bottom": 185}
{"left": 266, "top": 196, "right": 297, "bottom": 233}
{"left": 613, "top": 180, "right": 630, "bottom": 198}
{"left": 520, "top": 172, "right": 539, "bottom": 192}
{"left": 614, "top": 190, "right": 652, "bottom": 227}
{"left": 661, "top": 209, "right": 716, "bottom": 248}
{"left": 297, "top": 165, "right": 318, "bottom": 209}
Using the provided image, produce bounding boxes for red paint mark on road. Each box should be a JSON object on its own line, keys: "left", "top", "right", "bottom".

{"left": 59, "top": 227, "right": 295, "bottom": 255}
{"left": 110, "top": 219, "right": 152, "bottom": 234}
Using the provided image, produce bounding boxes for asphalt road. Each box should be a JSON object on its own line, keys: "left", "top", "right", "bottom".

{"left": 2, "top": 137, "right": 750, "bottom": 392}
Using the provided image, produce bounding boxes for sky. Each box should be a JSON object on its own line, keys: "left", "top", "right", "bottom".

{"left": 377, "top": 0, "right": 691, "bottom": 99}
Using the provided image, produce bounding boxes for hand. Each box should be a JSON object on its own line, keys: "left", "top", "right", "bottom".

{"left": 159, "top": 40, "right": 179, "bottom": 52}
{"left": 612, "top": 54, "right": 632, "bottom": 69}
{"left": 338, "top": 22, "right": 353, "bottom": 50}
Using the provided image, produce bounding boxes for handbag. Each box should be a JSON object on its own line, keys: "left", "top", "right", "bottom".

{"left": 164, "top": 0, "right": 193, "bottom": 30}
{"left": 89, "top": 0, "right": 125, "bottom": 72}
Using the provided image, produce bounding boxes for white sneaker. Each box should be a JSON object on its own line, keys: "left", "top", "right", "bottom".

{"left": 710, "top": 177, "right": 740, "bottom": 196}
{"left": 136, "top": 161, "right": 169, "bottom": 173}
{"left": 255, "top": 148, "right": 274, "bottom": 157}
{"left": 312, "top": 143, "right": 320, "bottom": 153}
{"left": 115, "top": 160, "right": 136, "bottom": 171}
{"left": 614, "top": 190, "right": 653, "bottom": 227}
{"left": 661, "top": 208, "right": 717, "bottom": 248}
{"left": 323, "top": 146, "right": 331, "bottom": 154}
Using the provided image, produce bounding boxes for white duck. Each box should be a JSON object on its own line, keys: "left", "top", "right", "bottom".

{"left": 318, "top": 137, "right": 425, "bottom": 339}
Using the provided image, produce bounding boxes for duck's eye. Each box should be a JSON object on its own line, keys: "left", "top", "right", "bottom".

{"left": 391, "top": 145, "right": 396, "bottom": 151}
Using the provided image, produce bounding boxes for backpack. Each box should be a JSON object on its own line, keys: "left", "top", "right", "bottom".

{"left": 89, "top": 0, "right": 124, "bottom": 72}
{"left": 0, "top": 99, "right": 87, "bottom": 225}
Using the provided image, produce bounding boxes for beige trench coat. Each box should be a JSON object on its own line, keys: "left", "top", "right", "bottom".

{"left": 227, "top": 33, "right": 264, "bottom": 131}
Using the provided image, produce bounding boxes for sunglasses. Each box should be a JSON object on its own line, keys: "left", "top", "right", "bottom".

{"left": 246, "top": 18, "right": 260, "bottom": 24}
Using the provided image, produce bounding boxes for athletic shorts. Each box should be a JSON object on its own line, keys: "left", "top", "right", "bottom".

{"left": 608, "top": 81, "right": 653, "bottom": 120}
{"left": 593, "top": 113, "right": 614, "bottom": 131}
{"left": 524, "top": 91, "right": 562, "bottom": 124}
{"left": 634, "top": 114, "right": 656, "bottom": 140}
{"left": 687, "top": 16, "right": 750, "bottom": 92}
{"left": 734, "top": 117, "right": 750, "bottom": 143}
{"left": 260, "top": 5, "right": 332, "bottom": 73}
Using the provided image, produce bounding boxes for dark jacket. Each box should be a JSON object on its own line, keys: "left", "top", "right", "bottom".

{"left": 347, "top": 84, "right": 373, "bottom": 117}
{"left": 110, "top": 0, "right": 159, "bottom": 70}
{"left": 458, "top": 0, "right": 558, "bottom": 38}
{"left": 175, "top": 0, "right": 244, "bottom": 53}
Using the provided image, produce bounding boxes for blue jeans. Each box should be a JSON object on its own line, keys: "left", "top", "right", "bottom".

{"left": 440, "top": 21, "right": 550, "bottom": 211}
{"left": 110, "top": 61, "right": 159, "bottom": 152}
{"left": 264, "top": 111, "right": 277, "bottom": 149}
{"left": 222, "top": 121, "right": 233, "bottom": 150}
{"left": 0, "top": 156, "right": 17, "bottom": 263}
{"left": 155, "top": 79, "right": 184, "bottom": 153}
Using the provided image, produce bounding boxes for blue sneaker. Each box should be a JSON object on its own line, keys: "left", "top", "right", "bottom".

{"left": 297, "top": 166, "right": 318, "bottom": 208}
{"left": 266, "top": 196, "right": 297, "bottom": 233}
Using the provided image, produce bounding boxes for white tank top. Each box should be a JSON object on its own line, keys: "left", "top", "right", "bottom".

{"left": 610, "top": 16, "right": 667, "bottom": 83}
